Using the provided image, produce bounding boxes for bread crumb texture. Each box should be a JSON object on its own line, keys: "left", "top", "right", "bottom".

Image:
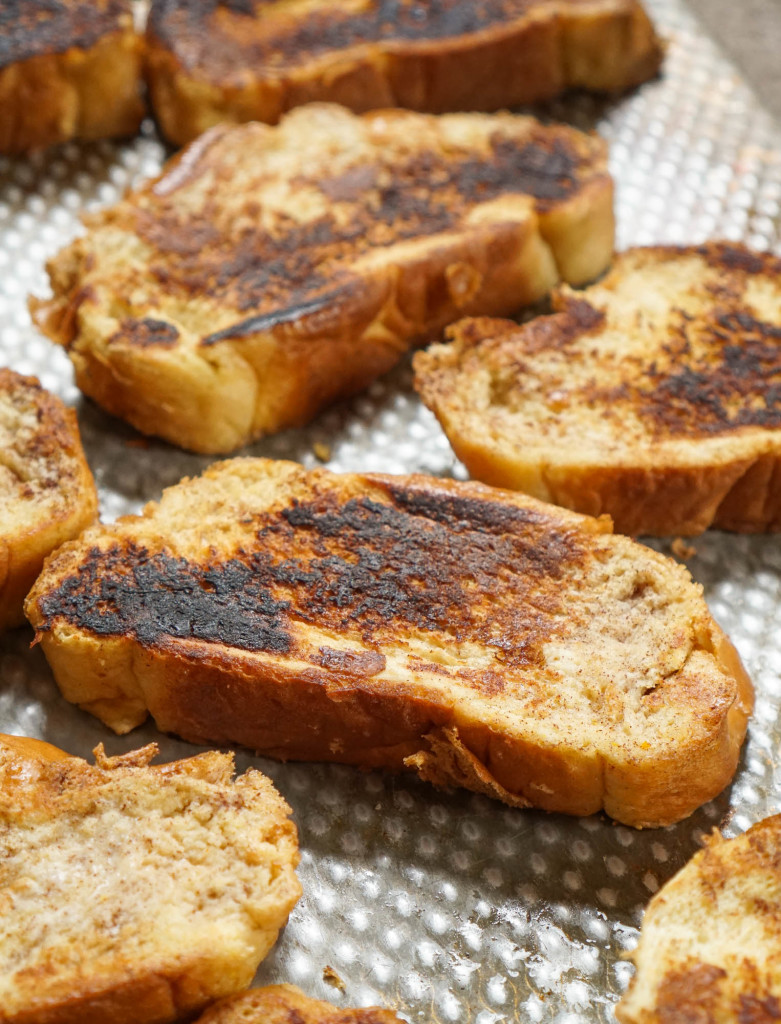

{"left": 414, "top": 242, "right": 781, "bottom": 536}
{"left": 30, "top": 103, "right": 614, "bottom": 452}
{"left": 0, "top": 0, "right": 144, "bottom": 153}
{"left": 194, "top": 983, "right": 404, "bottom": 1024}
{"left": 0, "top": 368, "right": 97, "bottom": 630}
{"left": 0, "top": 735, "right": 301, "bottom": 1024}
{"left": 25, "top": 459, "right": 753, "bottom": 828}
{"left": 617, "top": 814, "right": 781, "bottom": 1023}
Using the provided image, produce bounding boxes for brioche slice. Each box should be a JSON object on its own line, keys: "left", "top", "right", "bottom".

{"left": 195, "top": 984, "right": 404, "bottom": 1024}
{"left": 617, "top": 815, "right": 781, "bottom": 1024}
{"left": 146, "top": 0, "right": 662, "bottom": 147}
{"left": 25, "top": 458, "right": 752, "bottom": 829}
{"left": 30, "top": 103, "right": 614, "bottom": 454}
{"left": 414, "top": 242, "right": 781, "bottom": 537}
{"left": 0, "top": 733, "right": 301, "bottom": 1024}
{"left": 0, "top": 0, "right": 144, "bottom": 154}
{"left": 0, "top": 368, "right": 97, "bottom": 630}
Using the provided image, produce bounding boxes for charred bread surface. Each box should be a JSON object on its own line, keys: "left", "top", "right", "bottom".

{"left": 0, "top": 734, "right": 301, "bottom": 1024}
{"left": 195, "top": 984, "right": 404, "bottom": 1024}
{"left": 0, "top": 0, "right": 144, "bottom": 153}
{"left": 0, "top": 367, "right": 97, "bottom": 630}
{"left": 414, "top": 242, "right": 781, "bottom": 536}
{"left": 25, "top": 458, "right": 752, "bottom": 829}
{"left": 31, "top": 103, "right": 615, "bottom": 453}
{"left": 617, "top": 814, "right": 781, "bottom": 1024}
{"left": 146, "top": 0, "right": 663, "bottom": 146}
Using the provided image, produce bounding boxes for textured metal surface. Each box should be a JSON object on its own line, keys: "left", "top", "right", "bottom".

{"left": 1, "top": 2, "right": 781, "bottom": 1021}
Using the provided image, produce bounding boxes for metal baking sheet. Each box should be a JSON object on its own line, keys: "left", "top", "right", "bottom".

{"left": 2, "top": 2, "right": 781, "bottom": 1020}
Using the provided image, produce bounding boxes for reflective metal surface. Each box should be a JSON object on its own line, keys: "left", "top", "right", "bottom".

{"left": 1, "top": 2, "right": 780, "bottom": 1019}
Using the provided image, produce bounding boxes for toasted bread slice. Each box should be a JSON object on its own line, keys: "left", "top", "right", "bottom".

{"left": 145, "top": 0, "right": 662, "bottom": 147}
{"left": 24, "top": 458, "right": 752, "bottom": 829}
{"left": 31, "top": 104, "right": 614, "bottom": 454}
{"left": 0, "top": 733, "right": 301, "bottom": 1024}
{"left": 195, "top": 984, "right": 404, "bottom": 1024}
{"left": 414, "top": 242, "right": 781, "bottom": 537}
{"left": 617, "top": 815, "right": 781, "bottom": 1024}
{"left": 0, "top": 368, "right": 97, "bottom": 631}
{"left": 0, "top": 0, "right": 144, "bottom": 154}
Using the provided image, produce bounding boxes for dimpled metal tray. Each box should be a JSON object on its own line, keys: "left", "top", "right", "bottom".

{"left": 1, "top": 2, "right": 781, "bottom": 1020}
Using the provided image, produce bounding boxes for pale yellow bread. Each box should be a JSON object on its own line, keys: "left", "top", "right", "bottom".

{"left": 195, "top": 984, "right": 404, "bottom": 1024}
{"left": 0, "top": 733, "right": 301, "bottom": 1024}
{"left": 0, "top": 368, "right": 97, "bottom": 630}
{"left": 0, "top": 0, "right": 144, "bottom": 154}
{"left": 25, "top": 458, "right": 752, "bottom": 829}
{"left": 146, "top": 0, "right": 662, "bottom": 147}
{"left": 30, "top": 102, "right": 614, "bottom": 454}
{"left": 414, "top": 242, "right": 781, "bottom": 536}
{"left": 617, "top": 814, "right": 781, "bottom": 1024}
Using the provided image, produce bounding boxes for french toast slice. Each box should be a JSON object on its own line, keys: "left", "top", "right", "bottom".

{"left": 24, "top": 458, "right": 752, "bottom": 829}
{"left": 146, "top": 0, "right": 663, "bottom": 147}
{"left": 0, "top": 0, "right": 144, "bottom": 154}
{"left": 617, "top": 814, "right": 781, "bottom": 1024}
{"left": 414, "top": 242, "right": 781, "bottom": 537}
{"left": 0, "top": 368, "right": 97, "bottom": 631}
{"left": 0, "top": 734, "right": 301, "bottom": 1024}
{"left": 30, "top": 103, "right": 614, "bottom": 454}
{"left": 195, "top": 984, "right": 404, "bottom": 1024}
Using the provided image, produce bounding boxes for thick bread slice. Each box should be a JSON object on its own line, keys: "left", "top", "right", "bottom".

{"left": 30, "top": 103, "right": 614, "bottom": 454}
{"left": 0, "top": 0, "right": 144, "bottom": 154}
{"left": 24, "top": 458, "right": 752, "bottom": 829}
{"left": 0, "top": 368, "right": 97, "bottom": 630}
{"left": 0, "top": 734, "right": 301, "bottom": 1024}
{"left": 616, "top": 815, "right": 781, "bottom": 1024}
{"left": 146, "top": 0, "right": 662, "bottom": 147}
{"left": 414, "top": 242, "right": 781, "bottom": 537}
{"left": 195, "top": 984, "right": 404, "bottom": 1024}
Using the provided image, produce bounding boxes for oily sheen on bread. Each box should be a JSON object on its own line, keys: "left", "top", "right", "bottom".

{"left": 0, "top": 0, "right": 144, "bottom": 153}
{"left": 146, "top": 0, "right": 663, "bottom": 146}
{"left": 0, "top": 368, "right": 97, "bottom": 630}
{"left": 195, "top": 984, "right": 404, "bottom": 1024}
{"left": 414, "top": 242, "right": 781, "bottom": 536}
{"left": 25, "top": 458, "right": 752, "bottom": 829}
{"left": 616, "top": 814, "right": 781, "bottom": 1024}
{"left": 0, "top": 734, "right": 301, "bottom": 1024}
{"left": 30, "top": 103, "right": 614, "bottom": 454}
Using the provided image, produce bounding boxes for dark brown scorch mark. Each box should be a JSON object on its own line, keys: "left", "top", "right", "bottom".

{"left": 0, "top": 0, "right": 127, "bottom": 69}
{"left": 34, "top": 488, "right": 584, "bottom": 670}
{"left": 136, "top": 132, "right": 586, "bottom": 327}
{"left": 150, "top": 0, "right": 544, "bottom": 78}
{"left": 635, "top": 310, "right": 781, "bottom": 437}
{"left": 109, "top": 318, "right": 180, "bottom": 348}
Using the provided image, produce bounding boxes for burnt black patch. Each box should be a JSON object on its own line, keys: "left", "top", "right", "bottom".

{"left": 36, "top": 544, "right": 293, "bottom": 653}
{"left": 36, "top": 490, "right": 584, "bottom": 672}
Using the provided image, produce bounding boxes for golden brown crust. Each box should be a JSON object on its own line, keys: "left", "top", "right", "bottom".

{"left": 31, "top": 103, "right": 614, "bottom": 453}
{"left": 195, "top": 984, "right": 405, "bottom": 1024}
{"left": 0, "top": 1, "right": 144, "bottom": 154}
{"left": 24, "top": 458, "right": 752, "bottom": 828}
{"left": 414, "top": 242, "right": 781, "bottom": 536}
{"left": 145, "top": 0, "right": 662, "bottom": 146}
{"left": 0, "top": 735, "right": 301, "bottom": 1024}
{"left": 0, "top": 368, "right": 97, "bottom": 631}
{"left": 617, "top": 815, "right": 781, "bottom": 1023}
